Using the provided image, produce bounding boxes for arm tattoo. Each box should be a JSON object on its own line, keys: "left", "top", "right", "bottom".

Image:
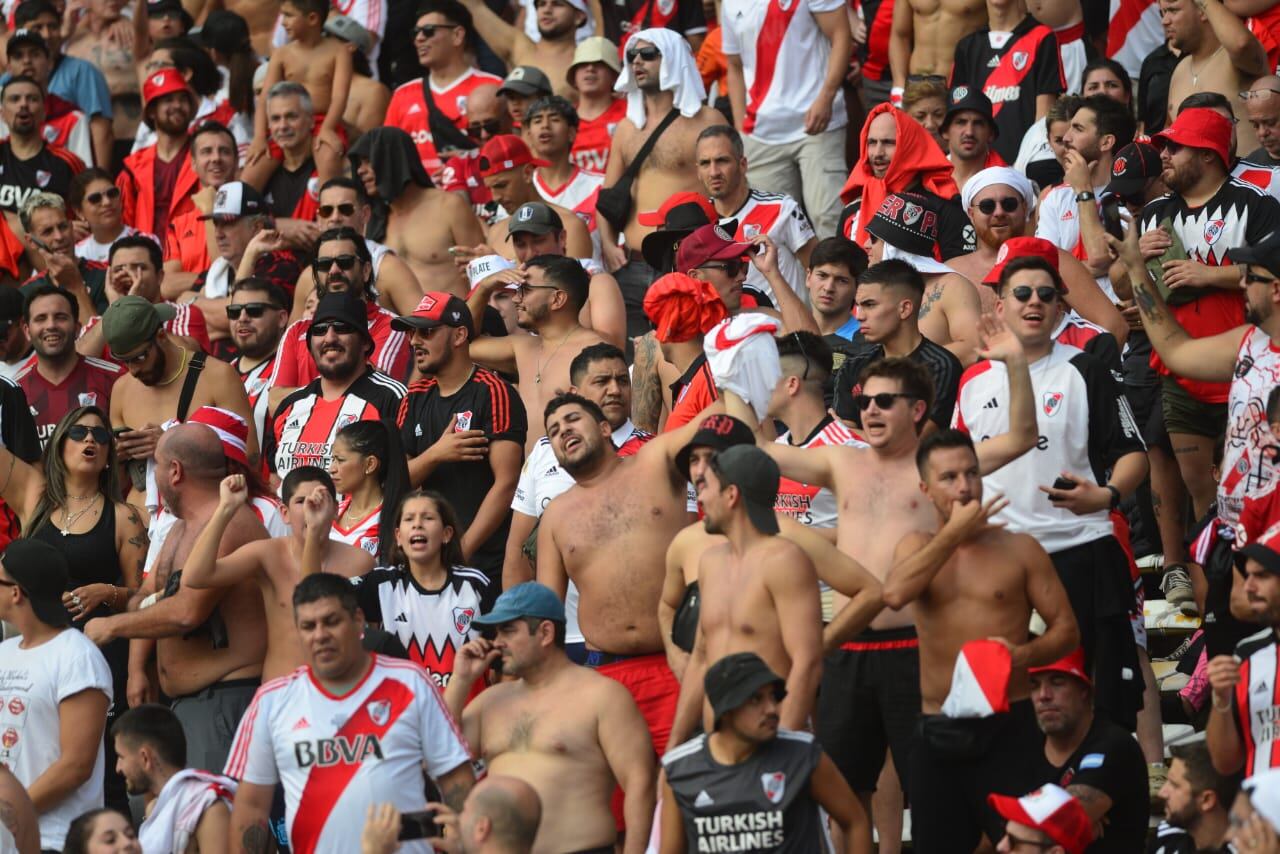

{"left": 918, "top": 285, "right": 944, "bottom": 320}
{"left": 440, "top": 777, "right": 471, "bottom": 813}
{"left": 240, "top": 821, "right": 272, "bottom": 854}
{"left": 631, "top": 333, "right": 663, "bottom": 433}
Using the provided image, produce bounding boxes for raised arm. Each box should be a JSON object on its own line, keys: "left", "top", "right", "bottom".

{"left": 887, "top": 0, "right": 914, "bottom": 93}
{"left": 882, "top": 496, "right": 1007, "bottom": 610}
{"left": 973, "top": 314, "right": 1037, "bottom": 474}
{"left": 1205, "top": 0, "right": 1271, "bottom": 78}
{"left": 456, "top": 0, "right": 521, "bottom": 62}
{"left": 180, "top": 475, "right": 261, "bottom": 589}
{"left": 585, "top": 272, "right": 626, "bottom": 349}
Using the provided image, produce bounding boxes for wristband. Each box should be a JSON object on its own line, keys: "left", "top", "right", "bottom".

{"left": 1105, "top": 484, "right": 1121, "bottom": 510}
{"left": 466, "top": 255, "right": 516, "bottom": 291}
{"left": 889, "top": 87, "right": 904, "bottom": 108}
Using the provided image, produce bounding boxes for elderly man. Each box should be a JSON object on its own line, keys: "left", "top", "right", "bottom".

{"left": 1243, "top": 75, "right": 1280, "bottom": 167}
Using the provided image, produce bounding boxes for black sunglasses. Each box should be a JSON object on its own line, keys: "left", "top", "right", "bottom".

{"left": 67, "top": 424, "right": 111, "bottom": 444}
{"left": 317, "top": 203, "right": 356, "bottom": 219}
{"left": 626, "top": 46, "right": 661, "bottom": 63}
{"left": 414, "top": 24, "right": 459, "bottom": 38}
{"left": 1008, "top": 285, "right": 1061, "bottom": 303}
{"left": 853, "top": 392, "right": 916, "bottom": 411}
{"left": 976, "top": 196, "right": 1021, "bottom": 215}
{"left": 700, "top": 258, "right": 746, "bottom": 277}
{"left": 226, "top": 302, "right": 280, "bottom": 320}
{"left": 466, "top": 119, "right": 504, "bottom": 140}
{"left": 790, "top": 332, "right": 811, "bottom": 382}
{"left": 85, "top": 186, "right": 120, "bottom": 205}
{"left": 311, "top": 320, "right": 360, "bottom": 337}
{"left": 313, "top": 254, "right": 359, "bottom": 271}
{"left": 1246, "top": 272, "right": 1279, "bottom": 285}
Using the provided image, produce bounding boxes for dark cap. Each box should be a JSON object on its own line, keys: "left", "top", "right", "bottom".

{"left": 675, "top": 223, "right": 751, "bottom": 272}
{"left": 148, "top": 0, "right": 194, "bottom": 30}
{"left": 6, "top": 29, "right": 48, "bottom": 57}
{"left": 640, "top": 191, "right": 718, "bottom": 271}
{"left": 1104, "top": 142, "right": 1162, "bottom": 199}
{"left": 499, "top": 65, "right": 553, "bottom": 98}
{"left": 2, "top": 539, "right": 70, "bottom": 627}
{"left": 866, "top": 192, "right": 941, "bottom": 258}
{"left": 506, "top": 202, "right": 563, "bottom": 237}
{"left": 0, "top": 287, "right": 23, "bottom": 324}
{"left": 1236, "top": 526, "right": 1280, "bottom": 576}
{"left": 1228, "top": 230, "right": 1280, "bottom": 280}
{"left": 391, "top": 291, "right": 473, "bottom": 337}
{"left": 704, "top": 652, "right": 785, "bottom": 727}
{"left": 710, "top": 444, "right": 780, "bottom": 535}
{"left": 198, "top": 181, "right": 266, "bottom": 221}
{"left": 675, "top": 414, "right": 755, "bottom": 480}
{"left": 941, "top": 85, "right": 996, "bottom": 136}
{"left": 102, "top": 296, "right": 177, "bottom": 355}
{"left": 472, "top": 581, "right": 566, "bottom": 627}
{"left": 308, "top": 290, "right": 371, "bottom": 342}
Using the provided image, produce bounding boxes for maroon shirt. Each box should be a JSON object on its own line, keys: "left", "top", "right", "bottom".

{"left": 15, "top": 353, "right": 123, "bottom": 448}
{"left": 151, "top": 143, "right": 188, "bottom": 242}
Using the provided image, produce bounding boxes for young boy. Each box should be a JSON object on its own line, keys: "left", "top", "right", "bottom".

{"left": 247, "top": 0, "right": 350, "bottom": 179}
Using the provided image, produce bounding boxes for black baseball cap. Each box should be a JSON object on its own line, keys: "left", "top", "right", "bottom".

{"left": 2, "top": 539, "right": 71, "bottom": 627}
{"left": 499, "top": 66, "right": 553, "bottom": 98}
{"left": 710, "top": 444, "right": 780, "bottom": 535}
{"left": 506, "top": 202, "right": 563, "bottom": 238}
{"left": 941, "top": 85, "right": 997, "bottom": 136}
{"left": 148, "top": 0, "right": 194, "bottom": 30}
{"left": 6, "top": 29, "right": 48, "bottom": 57}
{"left": 675, "top": 414, "right": 755, "bottom": 481}
{"left": 640, "top": 191, "right": 718, "bottom": 272}
{"left": 308, "top": 290, "right": 372, "bottom": 343}
{"left": 1228, "top": 231, "right": 1280, "bottom": 280}
{"left": 1104, "top": 141, "right": 1162, "bottom": 200}
{"left": 705, "top": 652, "right": 786, "bottom": 728}
{"left": 866, "top": 191, "right": 942, "bottom": 259}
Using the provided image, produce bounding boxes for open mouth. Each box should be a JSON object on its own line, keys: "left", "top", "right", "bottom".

{"left": 408, "top": 534, "right": 429, "bottom": 547}
{"left": 562, "top": 435, "right": 582, "bottom": 453}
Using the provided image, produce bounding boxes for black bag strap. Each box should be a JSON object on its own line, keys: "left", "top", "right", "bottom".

{"left": 620, "top": 107, "right": 679, "bottom": 186}
{"left": 176, "top": 351, "right": 207, "bottom": 423}
{"left": 422, "top": 78, "right": 477, "bottom": 154}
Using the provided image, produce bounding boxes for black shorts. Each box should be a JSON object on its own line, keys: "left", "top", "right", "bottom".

{"left": 815, "top": 626, "right": 921, "bottom": 793}
{"left": 1161, "top": 375, "right": 1228, "bottom": 438}
{"left": 908, "top": 700, "right": 1044, "bottom": 853}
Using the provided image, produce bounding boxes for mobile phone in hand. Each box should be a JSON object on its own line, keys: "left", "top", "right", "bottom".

{"left": 1051, "top": 476, "right": 1077, "bottom": 492}
{"left": 399, "top": 809, "right": 439, "bottom": 840}
{"left": 1100, "top": 195, "right": 1125, "bottom": 241}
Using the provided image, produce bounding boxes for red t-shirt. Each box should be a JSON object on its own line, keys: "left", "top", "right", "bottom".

{"left": 385, "top": 68, "right": 504, "bottom": 175}
{"left": 570, "top": 98, "right": 627, "bottom": 173}
{"left": 15, "top": 354, "right": 123, "bottom": 448}
{"left": 151, "top": 145, "right": 189, "bottom": 243}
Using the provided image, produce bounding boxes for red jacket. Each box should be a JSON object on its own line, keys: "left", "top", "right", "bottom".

{"left": 117, "top": 143, "right": 199, "bottom": 236}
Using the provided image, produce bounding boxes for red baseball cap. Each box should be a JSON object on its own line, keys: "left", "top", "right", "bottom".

{"left": 638, "top": 191, "right": 717, "bottom": 228}
{"left": 1154, "top": 107, "right": 1233, "bottom": 168}
{"left": 982, "top": 236, "right": 1064, "bottom": 288}
{"left": 478, "top": 135, "right": 548, "bottom": 178}
{"left": 391, "top": 291, "right": 473, "bottom": 338}
{"left": 142, "top": 67, "right": 195, "bottom": 110}
{"left": 988, "top": 785, "right": 1095, "bottom": 854}
{"left": 1028, "top": 647, "right": 1091, "bottom": 687}
{"left": 675, "top": 223, "right": 751, "bottom": 272}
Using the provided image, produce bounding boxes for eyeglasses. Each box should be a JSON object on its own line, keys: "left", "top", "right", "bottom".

{"left": 85, "top": 186, "right": 120, "bottom": 205}
{"left": 1246, "top": 272, "right": 1279, "bottom": 285}
{"left": 514, "top": 283, "right": 559, "bottom": 299}
{"left": 67, "top": 424, "right": 111, "bottom": 444}
{"left": 313, "top": 254, "right": 359, "bottom": 271}
{"left": 414, "top": 24, "right": 460, "bottom": 39}
{"left": 852, "top": 392, "right": 916, "bottom": 411}
{"left": 976, "top": 196, "right": 1021, "bottom": 215}
{"left": 226, "top": 302, "right": 281, "bottom": 320}
{"left": 790, "top": 332, "right": 811, "bottom": 382}
{"left": 466, "top": 119, "right": 504, "bottom": 140}
{"left": 626, "top": 46, "right": 661, "bottom": 63}
{"left": 699, "top": 258, "right": 746, "bottom": 277}
{"left": 1007, "top": 285, "right": 1062, "bottom": 303}
{"left": 317, "top": 203, "right": 356, "bottom": 219}
{"left": 311, "top": 320, "right": 360, "bottom": 337}
{"left": 112, "top": 337, "right": 156, "bottom": 366}
{"left": 1241, "top": 88, "right": 1280, "bottom": 101}
{"left": 1002, "top": 832, "right": 1055, "bottom": 850}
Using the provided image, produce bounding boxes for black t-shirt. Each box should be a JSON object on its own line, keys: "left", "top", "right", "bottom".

{"left": 265, "top": 157, "right": 316, "bottom": 219}
{"left": 396, "top": 366, "right": 527, "bottom": 575}
{"left": 1246, "top": 148, "right": 1280, "bottom": 168}
{"left": 838, "top": 190, "right": 974, "bottom": 260}
{"left": 0, "top": 376, "right": 42, "bottom": 548}
{"left": 951, "top": 16, "right": 1066, "bottom": 163}
{"left": 0, "top": 141, "right": 80, "bottom": 213}
{"left": 1046, "top": 718, "right": 1148, "bottom": 853}
{"left": 833, "top": 333, "right": 962, "bottom": 430}
{"left": 20, "top": 264, "right": 108, "bottom": 315}
{"left": 1138, "top": 44, "right": 1180, "bottom": 137}
{"left": 1146, "top": 821, "right": 1199, "bottom": 853}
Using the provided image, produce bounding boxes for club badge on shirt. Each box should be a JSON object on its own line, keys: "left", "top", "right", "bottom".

{"left": 762, "top": 772, "right": 786, "bottom": 804}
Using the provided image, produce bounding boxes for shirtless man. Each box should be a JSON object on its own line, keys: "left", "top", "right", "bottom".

{"left": 1164, "top": 0, "right": 1270, "bottom": 154}
{"left": 888, "top": 0, "right": 985, "bottom": 96}
{"left": 64, "top": 0, "right": 142, "bottom": 142}
{"left": 179, "top": 469, "right": 374, "bottom": 681}
{"left": 445, "top": 582, "right": 656, "bottom": 854}
{"left": 83, "top": 423, "right": 268, "bottom": 772}
{"left": 883, "top": 429, "right": 1078, "bottom": 851}
{"left": 475, "top": 134, "right": 593, "bottom": 258}
{"left": 349, "top": 127, "right": 485, "bottom": 295}
{"left": 469, "top": 254, "right": 606, "bottom": 443}
{"left": 598, "top": 29, "right": 725, "bottom": 338}
{"left": 458, "top": 0, "right": 587, "bottom": 97}
{"left": 1026, "top": 0, "right": 1088, "bottom": 94}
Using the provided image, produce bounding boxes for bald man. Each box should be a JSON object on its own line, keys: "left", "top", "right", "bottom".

{"left": 1244, "top": 75, "right": 1280, "bottom": 167}
{"left": 84, "top": 423, "right": 269, "bottom": 772}
{"left": 430, "top": 774, "right": 542, "bottom": 853}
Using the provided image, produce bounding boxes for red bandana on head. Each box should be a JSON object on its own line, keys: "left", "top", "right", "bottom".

{"left": 840, "top": 103, "right": 959, "bottom": 246}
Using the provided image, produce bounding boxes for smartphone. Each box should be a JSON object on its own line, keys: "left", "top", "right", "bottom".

{"left": 1051, "top": 476, "right": 1077, "bottom": 492}
{"left": 113, "top": 426, "right": 130, "bottom": 436}
{"left": 1100, "top": 195, "right": 1125, "bottom": 241}
{"left": 28, "top": 236, "right": 51, "bottom": 253}
{"left": 398, "top": 809, "right": 439, "bottom": 840}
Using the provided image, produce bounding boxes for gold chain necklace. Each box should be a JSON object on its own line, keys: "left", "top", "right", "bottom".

{"left": 535, "top": 327, "right": 579, "bottom": 385}
{"left": 155, "top": 347, "right": 190, "bottom": 387}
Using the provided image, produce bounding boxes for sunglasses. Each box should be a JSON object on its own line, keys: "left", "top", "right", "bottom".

{"left": 515, "top": 283, "right": 559, "bottom": 299}
{"left": 700, "top": 258, "right": 746, "bottom": 277}
{"left": 853, "top": 392, "right": 916, "bottom": 411}
{"left": 85, "top": 186, "right": 120, "bottom": 205}
{"left": 67, "top": 424, "right": 111, "bottom": 444}
{"left": 626, "top": 46, "right": 661, "bottom": 63}
{"left": 976, "top": 196, "right": 1020, "bottom": 215}
{"left": 1007, "top": 285, "right": 1062, "bottom": 303}
{"left": 317, "top": 203, "right": 356, "bottom": 219}
{"left": 466, "top": 119, "right": 504, "bottom": 140}
{"left": 311, "top": 320, "right": 360, "bottom": 337}
{"left": 226, "top": 302, "right": 280, "bottom": 320}
{"left": 1246, "top": 272, "right": 1279, "bottom": 285}
{"left": 112, "top": 337, "right": 156, "bottom": 366}
{"left": 414, "top": 24, "right": 459, "bottom": 39}
{"left": 313, "top": 254, "right": 359, "bottom": 271}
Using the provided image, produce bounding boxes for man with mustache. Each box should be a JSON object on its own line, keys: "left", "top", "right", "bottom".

{"left": 0, "top": 75, "right": 83, "bottom": 226}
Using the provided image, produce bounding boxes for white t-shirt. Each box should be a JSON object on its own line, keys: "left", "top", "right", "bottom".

{"left": 75, "top": 225, "right": 150, "bottom": 264}
{"left": 1035, "top": 183, "right": 1119, "bottom": 301}
{"left": 224, "top": 656, "right": 471, "bottom": 854}
{"left": 721, "top": 0, "right": 847, "bottom": 145}
{"left": 718, "top": 188, "right": 816, "bottom": 306}
{"left": 0, "top": 629, "right": 112, "bottom": 850}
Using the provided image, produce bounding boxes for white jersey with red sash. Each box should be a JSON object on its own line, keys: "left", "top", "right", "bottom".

{"left": 332, "top": 498, "right": 381, "bottom": 557}
{"left": 533, "top": 167, "right": 603, "bottom": 233}
{"left": 1107, "top": 0, "right": 1164, "bottom": 78}
{"left": 225, "top": 656, "right": 471, "bottom": 854}
{"left": 719, "top": 188, "right": 815, "bottom": 307}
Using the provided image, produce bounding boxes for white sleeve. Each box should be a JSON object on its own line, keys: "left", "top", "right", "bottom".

{"left": 416, "top": 677, "right": 473, "bottom": 779}
{"left": 64, "top": 114, "right": 93, "bottom": 167}
{"left": 809, "top": 0, "right": 845, "bottom": 14}
{"left": 781, "top": 200, "right": 816, "bottom": 252}
{"left": 511, "top": 458, "right": 538, "bottom": 516}
{"left": 721, "top": 13, "right": 742, "bottom": 55}
{"left": 58, "top": 634, "right": 112, "bottom": 706}
{"left": 225, "top": 689, "right": 280, "bottom": 785}
{"left": 1034, "top": 191, "right": 1068, "bottom": 250}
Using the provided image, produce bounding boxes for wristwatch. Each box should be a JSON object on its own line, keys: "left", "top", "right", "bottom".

{"left": 1105, "top": 484, "right": 1121, "bottom": 509}
{"left": 1075, "top": 191, "right": 1096, "bottom": 203}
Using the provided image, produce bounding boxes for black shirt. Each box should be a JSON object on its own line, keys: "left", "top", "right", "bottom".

{"left": 833, "top": 333, "right": 962, "bottom": 430}
{"left": 838, "top": 190, "right": 974, "bottom": 260}
{"left": 1045, "top": 718, "right": 1149, "bottom": 853}
{"left": 0, "top": 140, "right": 81, "bottom": 213}
{"left": 397, "top": 366, "right": 527, "bottom": 576}
{"left": 265, "top": 156, "right": 316, "bottom": 219}
{"left": 951, "top": 16, "right": 1066, "bottom": 163}
{"left": 1138, "top": 43, "right": 1180, "bottom": 137}
{"left": 20, "top": 264, "right": 109, "bottom": 315}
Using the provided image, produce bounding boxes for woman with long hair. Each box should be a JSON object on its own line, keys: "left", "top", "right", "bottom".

{"left": 62, "top": 808, "right": 141, "bottom": 854}
{"left": 328, "top": 419, "right": 409, "bottom": 565}
{"left": 351, "top": 490, "right": 495, "bottom": 689}
{"left": 197, "top": 10, "right": 258, "bottom": 118}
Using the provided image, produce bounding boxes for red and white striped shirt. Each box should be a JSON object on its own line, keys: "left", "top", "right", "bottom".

{"left": 1232, "top": 629, "right": 1280, "bottom": 777}
{"left": 332, "top": 498, "right": 381, "bottom": 557}
{"left": 773, "top": 417, "right": 865, "bottom": 528}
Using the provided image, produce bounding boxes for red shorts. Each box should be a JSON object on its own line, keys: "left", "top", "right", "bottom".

{"left": 596, "top": 653, "right": 677, "bottom": 831}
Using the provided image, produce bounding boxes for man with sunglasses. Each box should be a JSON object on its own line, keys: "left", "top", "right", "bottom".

{"left": 384, "top": 0, "right": 502, "bottom": 175}
{"left": 439, "top": 83, "right": 509, "bottom": 225}
{"left": 225, "top": 278, "right": 289, "bottom": 447}
{"left": 1243, "top": 76, "right": 1280, "bottom": 168}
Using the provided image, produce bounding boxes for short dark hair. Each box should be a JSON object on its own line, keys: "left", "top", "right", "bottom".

{"left": 544, "top": 391, "right": 607, "bottom": 426}
{"left": 569, "top": 342, "right": 626, "bottom": 386}
{"left": 1080, "top": 57, "right": 1133, "bottom": 100}
{"left": 916, "top": 428, "right": 977, "bottom": 477}
{"left": 1048, "top": 94, "right": 1084, "bottom": 126}
{"left": 525, "top": 95, "right": 579, "bottom": 129}
{"left": 154, "top": 37, "right": 221, "bottom": 98}
{"left": 1170, "top": 742, "right": 1241, "bottom": 809}
{"left": 14, "top": 1, "right": 60, "bottom": 28}
{"left": 1076, "top": 94, "right": 1136, "bottom": 152}
{"left": 68, "top": 167, "right": 114, "bottom": 209}
{"left": 809, "top": 237, "right": 868, "bottom": 278}
{"left": 521, "top": 615, "right": 566, "bottom": 648}
{"left": 283, "top": 0, "right": 330, "bottom": 19}
{"left": 319, "top": 176, "right": 371, "bottom": 207}
{"left": 998, "top": 255, "right": 1065, "bottom": 295}
{"left": 2, "top": 74, "right": 41, "bottom": 99}
{"left": 696, "top": 124, "right": 745, "bottom": 158}
{"left": 109, "top": 234, "right": 163, "bottom": 271}
{"left": 1179, "top": 91, "right": 1233, "bottom": 115}
{"left": 775, "top": 330, "right": 833, "bottom": 385}
{"left": 64, "top": 810, "right": 128, "bottom": 854}
{"left": 858, "top": 357, "right": 935, "bottom": 431}
{"left": 860, "top": 258, "right": 925, "bottom": 304}
{"left": 229, "top": 277, "right": 290, "bottom": 310}
{"left": 525, "top": 254, "right": 590, "bottom": 312}
{"left": 282, "top": 465, "right": 336, "bottom": 503}
{"left": 191, "top": 120, "right": 238, "bottom": 155}
{"left": 111, "top": 704, "right": 187, "bottom": 767}
{"left": 23, "top": 281, "right": 77, "bottom": 322}
{"left": 417, "top": 0, "right": 476, "bottom": 50}
{"left": 293, "top": 572, "right": 359, "bottom": 614}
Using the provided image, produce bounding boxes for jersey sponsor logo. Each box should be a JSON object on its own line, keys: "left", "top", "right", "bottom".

{"left": 1012, "top": 51, "right": 1029, "bottom": 71}
{"left": 293, "top": 732, "right": 385, "bottom": 768}
{"left": 1204, "top": 218, "right": 1226, "bottom": 244}
{"left": 1078, "top": 753, "right": 1105, "bottom": 769}
{"left": 692, "top": 811, "right": 785, "bottom": 848}
{"left": 455, "top": 410, "right": 473, "bottom": 431}
{"left": 0, "top": 184, "right": 36, "bottom": 209}
{"left": 761, "top": 772, "right": 786, "bottom": 804}
{"left": 453, "top": 606, "right": 475, "bottom": 634}
{"left": 411, "top": 129, "right": 432, "bottom": 145}
{"left": 1043, "top": 391, "right": 1064, "bottom": 416}
{"left": 984, "top": 84, "right": 1022, "bottom": 103}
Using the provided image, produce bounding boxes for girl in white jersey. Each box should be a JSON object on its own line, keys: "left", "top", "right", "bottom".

{"left": 329, "top": 419, "right": 409, "bottom": 564}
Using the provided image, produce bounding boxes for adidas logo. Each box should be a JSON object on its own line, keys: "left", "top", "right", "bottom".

{"left": 694, "top": 790, "right": 714, "bottom": 807}
{"left": 983, "top": 398, "right": 999, "bottom": 410}
{"left": 1256, "top": 681, "right": 1269, "bottom": 695}
{"left": 1061, "top": 210, "right": 1074, "bottom": 220}
{"left": 415, "top": 424, "right": 423, "bottom": 437}
{"left": 395, "top": 613, "right": 408, "bottom": 622}
{"left": 408, "top": 103, "right": 422, "bottom": 114}
{"left": 987, "top": 56, "right": 999, "bottom": 67}
{"left": 292, "top": 717, "right": 310, "bottom": 731}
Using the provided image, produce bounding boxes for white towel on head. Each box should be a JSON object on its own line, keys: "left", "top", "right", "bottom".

{"left": 615, "top": 28, "right": 706, "bottom": 128}
{"left": 704, "top": 313, "right": 782, "bottom": 421}
{"left": 881, "top": 240, "right": 954, "bottom": 276}
{"left": 960, "top": 166, "right": 1037, "bottom": 215}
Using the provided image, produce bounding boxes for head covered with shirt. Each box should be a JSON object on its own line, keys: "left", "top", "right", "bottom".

{"left": 614, "top": 28, "right": 707, "bottom": 128}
